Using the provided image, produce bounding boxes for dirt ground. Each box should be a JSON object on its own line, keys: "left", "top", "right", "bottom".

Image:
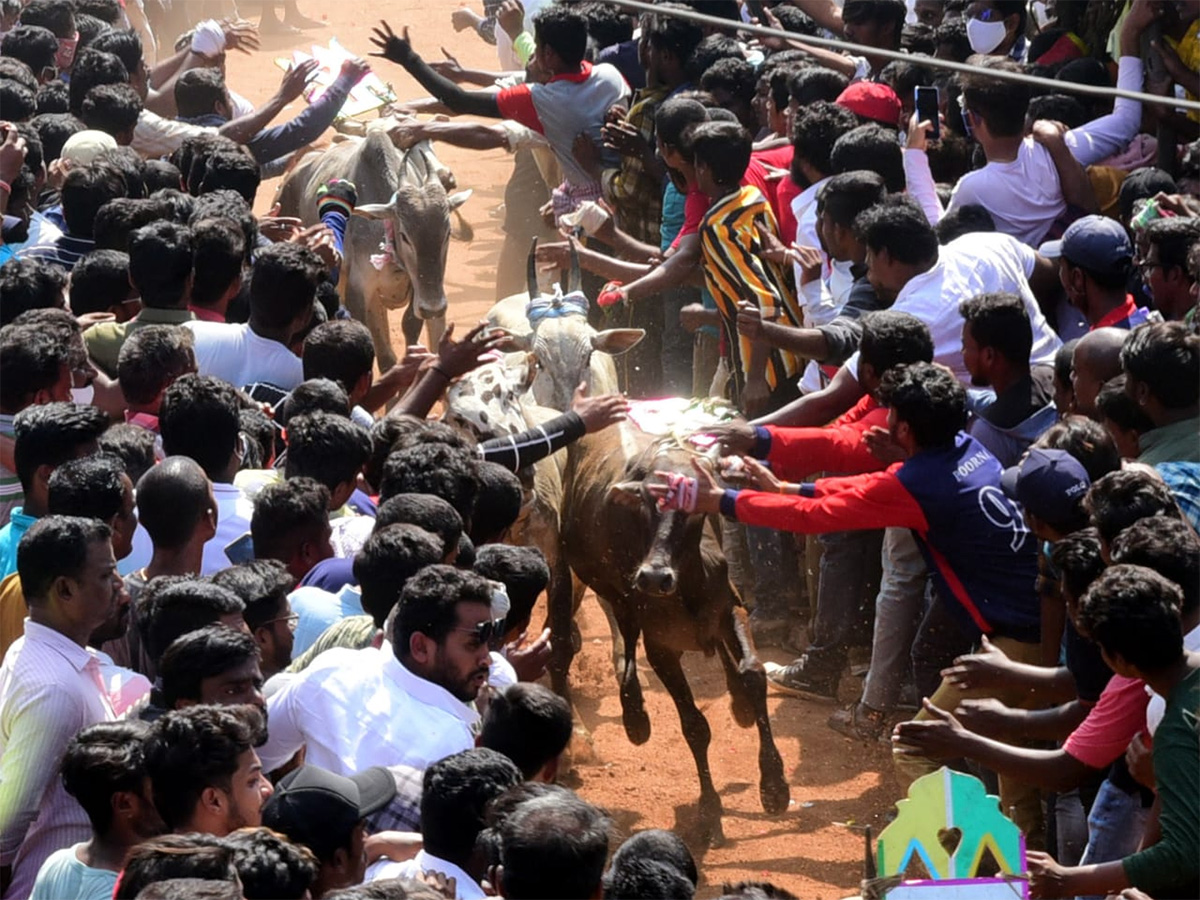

{"left": 225, "top": 3, "right": 900, "bottom": 894}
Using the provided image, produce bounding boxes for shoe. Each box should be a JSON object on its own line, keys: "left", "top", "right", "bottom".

{"left": 828, "top": 701, "right": 888, "bottom": 742}
{"left": 763, "top": 657, "right": 838, "bottom": 702}
{"left": 317, "top": 178, "right": 358, "bottom": 218}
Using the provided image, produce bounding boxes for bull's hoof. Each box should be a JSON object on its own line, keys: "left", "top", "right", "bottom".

{"left": 697, "top": 796, "right": 726, "bottom": 847}
{"left": 760, "top": 776, "right": 791, "bottom": 815}
{"left": 622, "top": 705, "right": 651, "bottom": 745}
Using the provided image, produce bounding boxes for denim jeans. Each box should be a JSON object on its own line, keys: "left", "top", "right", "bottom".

{"left": 802, "top": 529, "right": 883, "bottom": 677}
{"left": 1076, "top": 777, "right": 1150, "bottom": 900}
{"left": 861, "top": 527, "right": 928, "bottom": 711}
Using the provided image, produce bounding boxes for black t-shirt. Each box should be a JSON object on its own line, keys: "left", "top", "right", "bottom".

{"left": 1063, "top": 617, "right": 1112, "bottom": 704}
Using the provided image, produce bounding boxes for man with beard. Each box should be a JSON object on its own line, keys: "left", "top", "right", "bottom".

{"left": 257, "top": 565, "right": 495, "bottom": 776}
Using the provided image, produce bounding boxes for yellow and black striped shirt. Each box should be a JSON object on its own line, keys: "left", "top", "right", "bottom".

{"left": 699, "top": 185, "right": 803, "bottom": 392}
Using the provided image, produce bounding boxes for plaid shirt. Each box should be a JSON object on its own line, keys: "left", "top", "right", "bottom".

{"left": 602, "top": 86, "right": 669, "bottom": 245}
{"left": 365, "top": 764, "right": 424, "bottom": 834}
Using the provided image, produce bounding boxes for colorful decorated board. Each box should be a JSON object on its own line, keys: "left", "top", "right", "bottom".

{"left": 274, "top": 37, "right": 396, "bottom": 118}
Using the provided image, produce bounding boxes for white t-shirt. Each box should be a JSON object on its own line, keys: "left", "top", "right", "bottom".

{"left": 29, "top": 845, "right": 117, "bottom": 900}
{"left": 184, "top": 321, "right": 304, "bottom": 392}
{"left": 1146, "top": 622, "right": 1200, "bottom": 735}
{"left": 846, "top": 231, "right": 1061, "bottom": 385}
{"left": 202, "top": 482, "right": 254, "bottom": 576}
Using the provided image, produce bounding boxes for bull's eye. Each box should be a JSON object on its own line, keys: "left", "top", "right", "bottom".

{"left": 397, "top": 231, "right": 412, "bottom": 246}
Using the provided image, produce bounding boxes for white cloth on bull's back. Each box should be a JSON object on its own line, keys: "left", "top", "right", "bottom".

{"left": 183, "top": 320, "right": 304, "bottom": 392}
{"left": 496, "top": 61, "right": 629, "bottom": 189}
{"left": 845, "top": 230, "right": 1061, "bottom": 386}
{"left": 258, "top": 645, "right": 478, "bottom": 775}
{"left": 366, "top": 850, "right": 486, "bottom": 900}
{"left": 288, "top": 583, "right": 365, "bottom": 659}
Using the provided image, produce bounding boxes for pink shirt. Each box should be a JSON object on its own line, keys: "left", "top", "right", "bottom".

{"left": 1062, "top": 674, "right": 1148, "bottom": 769}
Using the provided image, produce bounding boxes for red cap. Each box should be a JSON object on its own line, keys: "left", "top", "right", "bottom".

{"left": 836, "top": 82, "right": 902, "bottom": 127}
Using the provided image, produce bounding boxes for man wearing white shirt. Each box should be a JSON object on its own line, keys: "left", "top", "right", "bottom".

{"left": 186, "top": 243, "right": 322, "bottom": 392}
{"left": 259, "top": 565, "right": 498, "bottom": 775}
{"left": 366, "top": 748, "right": 522, "bottom": 897}
{"left": 0, "top": 516, "right": 126, "bottom": 898}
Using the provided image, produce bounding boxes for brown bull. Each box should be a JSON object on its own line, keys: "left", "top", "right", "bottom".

{"left": 560, "top": 424, "right": 790, "bottom": 844}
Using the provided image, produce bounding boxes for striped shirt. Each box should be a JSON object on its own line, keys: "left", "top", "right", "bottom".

{"left": 15, "top": 234, "right": 95, "bottom": 273}
{"left": 0, "top": 621, "right": 116, "bottom": 897}
{"left": 699, "top": 186, "right": 802, "bottom": 394}
{"left": 0, "top": 414, "right": 20, "bottom": 529}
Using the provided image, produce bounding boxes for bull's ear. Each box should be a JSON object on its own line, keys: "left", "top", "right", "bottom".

{"left": 606, "top": 481, "right": 644, "bottom": 509}
{"left": 352, "top": 202, "right": 394, "bottom": 220}
{"left": 447, "top": 189, "right": 472, "bottom": 211}
{"left": 591, "top": 328, "right": 645, "bottom": 356}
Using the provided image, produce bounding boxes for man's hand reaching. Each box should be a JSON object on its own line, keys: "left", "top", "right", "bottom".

{"left": 370, "top": 20, "right": 415, "bottom": 67}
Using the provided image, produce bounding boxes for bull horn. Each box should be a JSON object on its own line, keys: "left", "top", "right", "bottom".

{"left": 568, "top": 238, "right": 582, "bottom": 294}
{"left": 352, "top": 192, "right": 398, "bottom": 221}
{"left": 527, "top": 237, "right": 540, "bottom": 299}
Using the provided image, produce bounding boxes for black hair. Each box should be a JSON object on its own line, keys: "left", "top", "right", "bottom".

{"left": 842, "top": 0, "right": 906, "bottom": 42}
{"left": 83, "top": 3, "right": 131, "bottom": 28}
{"left": 114, "top": 834, "right": 238, "bottom": 900}
{"left": 17, "top": 514, "right": 111, "bottom": 607}
{"left": 12, "top": 121, "right": 43, "bottom": 175}
{"left": 321, "top": 880, "right": 445, "bottom": 900}
{"left": 578, "top": 2, "right": 631, "bottom": 50}
{"left": 80, "top": 81, "right": 140, "bottom": 137}
{"left": 1026, "top": 93, "right": 1087, "bottom": 130}
{"left": 604, "top": 858, "right": 695, "bottom": 900}
{"left": 455, "top": 532, "right": 476, "bottom": 569}
{"left": 790, "top": 100, "right": 858, "bottom": 181}
{"left": 1145, "top": 217, "right": 1200, "bottom": 277}
{"left": 212, "top": 560, "right": 296, "bottom": 632}
{"left": 251, "top": 477, "right": 330, "bottom": 563}
{"left": 854, "top": 194, "right": 939, "bottom": 266}
{"left": 1096, "top": 374, "right": 1154, "bottom": 435}
{"left": 198, "top": 148, "right": 260, "bottom": 204}
{"left": 135, "top": 456, "right": 213, "bottom": 551}
{"left": 830, "top": 124, "right": 904, "bottom": 193}
{"left": 877, "top": 362, "right": 966, "bottom": 448}
{"left": 1048, "top": 526, "right": 1105, "bottom": 602}
{"left": 12, "top": 400, "right": 108, "bottom": 492}
{"left": 149, "top": 186, "right": 195, "bottom": 223}
{"left": 934, "top": 15, "right": 971, "bottom": 61}
{"left": 764, "top": 63, "right": 802, "bottom": 114}
{"left": 18, "top": 0, "right": 75, "bottom": 37}
{"left": 816, "top": 170, "right": 885, "bottom": 229}
{"left": 175, "top": 66, "right": 227, "bottom": 119}
{"left": 421, "top": 748, "right": 523, "bottom": 863}
{"left": 68, "top": 248, "right": 130, "bottom": 316}
{"left": 143, "top": 158, "right": 183, "bottom": 194}
{"left": 473, "top": 543, "right": 549, "bottom": 631}
{"left": 0, "top": 324, "right": 69, "bottom": 410}
{"left": 159, "top": 374, "right": 241, "bottom": 480}
{"left": 98, "top": 422, "right": 157, "bottom": 485}
{"left": 1077, "top": 564, "right": 1184, "bottom": 671}
{"left": 654, "top": 97, "right": 708, "bottom": 149}
{"left": 0, "top": 257, "right": 67, "bottom": 326}
{"left": 935, "top": 203, "right": 996, "bottom": 244}
{"left": 1111, "top": 516, "right": 1200, "bottom": 615}
{"left": 699, "top": 56, "right": 757, "bottom": 105}
{"left": 1054, "top": 339, "right": 1077, "bottom": 390}
{"left": 533, "top": 5, "right": 589, "bottom": 68}
{"left": 645, "top": 5, "right": 703, "bottom": 66}
{"left": 353, "top": 523, "right": 444, "bottom": 629}
{"left": 46, "top": 452, "right": 126, "bottom": 520}
{"left": 689, "top": 120, "right": 751, "bottom": 187}
{"left": 959, "top": 292, "right": 1032, "bottom": 365}
{"left": 186, "top": 213, "right": 245, "bottom": 298}
{"left": 283, "top": 412, "right": 370, "bottom": 493}
{"left": 35, "top": 78, "right": 69, "bottom": 113}
{"left": 141, "top": 704, "right": 267, "bottom": 830}
{"left": 0, "top": 80, "right": 36, "bottom": 121}
{"left": 225, "top": 827, "right": 320, "bottom": 900}
{"left": 238, "top": 408, "right": 275, "bottom": 470}
{"left": 61, "top": 160, "right": 126, "bottom": 238}
{"left": 302, "top": 319, "right": 376, "bottom": 393}
{"left": 61, "top": 719, "right": 151, "bottom": 835}
{"left": 374, "top": 493, "right": 463, "bottom": 557}
{"left": 470, "top": 461, "right": 523, "bottom": 544}
{"left": 684, "top": 33, "right": 741, "bottom": 85}
{"left": 1118, "top": 167, "right": 1176, "bottom": 223}
{"left": 956, "top": 54, "right": 1029, "bottom": 138}
{"left": 159, "top": 624, "right": 261, "bottom": 709}
{"left": 1120, "top": 321, "right": 1199, "bottom": 410}
{"left": 380, "top": 442, "right": 479, "bottom": 525}
{"left": 858, "top": 310, "right": 934, "bottom": 376}
{"left": 280, "top": 379, "right": 349, "bottom": 425}
{"left": 249, "top": 243, "right": 323, "bottom": 331}
{"left": 68, "top": 48, "right": 128, "bottom": 115}
{"left": 605, "top": 829, "right": 698, "bottom": 900}
{"left": 1, "top": 25, "right": 58, "bottom": 76}
{"left": 0, "top": 57, "right": 38, "bottom": 92}
{"left": 91, "top": 197, "right": 165, "bottom": 252}
{"left": 139, "top": 577, "right": 245, "bottom": 661}
{"left": 479, "top": 682, "right": 572, "bottom": 779}
{"left": 117, "top": 324, "right": 196, "bottom": 406}
{"left": 30, "top": 110, "right": 82, "bottom": 161}
{"left": 499, "top": 793, "right": 612, "bottom": 900}
{"left": 771, "top": 3, "right": 818, "bottom": 36}
{"left": 74, "top": 12, "right": 110, "bottom": 49}
{"left": 1085, "top": 468, "right": 1184, "bottom": 545}
{"left": 132, "top": 879, "right": 243, "bottom": 900}
{"left": 1034, "top": 416, "right": 1121, "bottom": 484}
{"left": 394, "top": 564, "right": 494, "bottom": 654}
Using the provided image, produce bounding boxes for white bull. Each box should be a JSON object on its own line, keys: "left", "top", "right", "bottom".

{"left": 276, "top": 120, "right": 471, "bottom": 372}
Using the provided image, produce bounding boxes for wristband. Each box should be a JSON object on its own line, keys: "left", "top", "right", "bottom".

{"left": 0, "top": 180, "right": 10, "bottom": 194}
{"left": 655, "top": 472, "right": 699, "bottom": 513}
{"left": 430, "top": 365, "right": 453, "bottom": 381}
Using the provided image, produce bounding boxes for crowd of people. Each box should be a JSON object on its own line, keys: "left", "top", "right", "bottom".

{"left": 0, "top": 0, "right": 1198, "bottom": 898}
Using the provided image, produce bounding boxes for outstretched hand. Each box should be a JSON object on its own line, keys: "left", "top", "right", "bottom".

{"left": 435, "top": 321, "right": 509, "bottom": 378}
{"left": 278, "top": 58, "right": 320, "bottom": 103}
{"left": 571, "top": 382, "right": 629, "bottom": 433}
{"left": 370, "top": 20, "right": 415, "bottom": 66}
{"left": 891, "top": 698, "right": 969, "bottom": 758}
{"left": 646, "top": 458, "right": 722, "bottom": 514}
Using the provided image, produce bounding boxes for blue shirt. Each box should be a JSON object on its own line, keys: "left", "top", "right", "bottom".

{"left": 0, "top": 507, "right": 38, "bottom": 580}
{"left": 288, "top": 583, "right": 365, "bottom": 658}
{"left": 661, "top": 181, "right": 719, "bottom": 337}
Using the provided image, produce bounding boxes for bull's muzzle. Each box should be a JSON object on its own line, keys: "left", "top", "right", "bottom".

{"left": 635, "top": 564, "right": 678, "bottom": 597}
{"left": 413, "top": 295, "right": 448, "bottom": 320}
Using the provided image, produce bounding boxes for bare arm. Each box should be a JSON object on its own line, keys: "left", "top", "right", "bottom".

{"left": 787, "top": 0, "right": 843, "bottom": 35}
{"left": 624, "top": 234, "right": 703, "bottom": 301}
{"left": 216, "top": 58, "right": 319, "bottom": 145}
{"left": 751, "top": 363, "right": 864, "bottom": 426}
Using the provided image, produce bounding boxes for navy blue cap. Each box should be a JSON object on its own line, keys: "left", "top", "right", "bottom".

{"left": 1038, "top": 215, "right": 1132, "bottom": 275}
{"left": 1001, "top": 447, "right": 1091, "bottom": 527}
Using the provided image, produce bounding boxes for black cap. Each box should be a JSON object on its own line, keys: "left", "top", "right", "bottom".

{"left": 261, "top": 764, "right": 396, "bottom": 860}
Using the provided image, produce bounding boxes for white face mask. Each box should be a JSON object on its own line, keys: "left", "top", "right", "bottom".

{"left": 967, "top": 16, "right": 1009, "bottom": 54}
{"left": 71, "top": 384, "right": 94, "bottom": 406}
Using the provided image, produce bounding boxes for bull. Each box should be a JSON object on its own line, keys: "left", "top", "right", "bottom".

{"left": 276, "top": 120, "right": 471, "bottom": 372}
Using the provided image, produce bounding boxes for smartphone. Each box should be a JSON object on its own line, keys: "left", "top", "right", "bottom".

{"left": 915, "top": 86, "right": 940, "bottom": 140}
{"left": 224, "top": 531, "right": 256, "bottom": 565}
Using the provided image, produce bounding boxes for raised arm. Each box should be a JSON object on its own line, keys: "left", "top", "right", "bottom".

{"left": 370, "top": 22, "right": 503, "bottom": 120}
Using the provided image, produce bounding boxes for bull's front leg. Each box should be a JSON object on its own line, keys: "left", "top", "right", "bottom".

{"left": 642, "top": 638, "right": 724, "bottom": 846}
{"left": 545, "top": 548, "right": 578, "bottom": 704}
{"left": 612, "top": 599, "right": 650, "bottom": 745}
{"left": 721, "top": 605, "right": 790, "bottom": 816}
